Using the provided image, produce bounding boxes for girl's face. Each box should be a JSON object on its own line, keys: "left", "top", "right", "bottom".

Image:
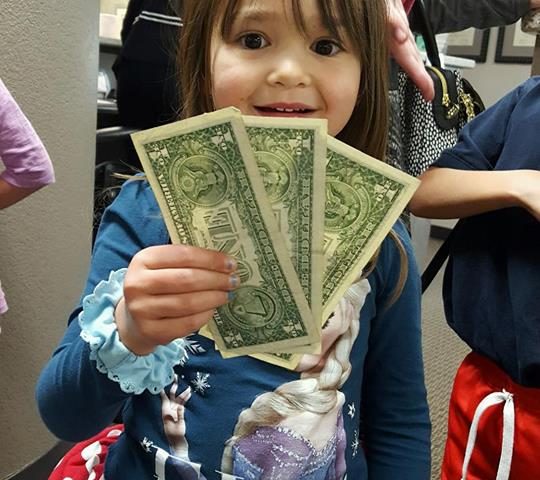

{"left": 210, "top": 0, "right": 362, "bottom": 136}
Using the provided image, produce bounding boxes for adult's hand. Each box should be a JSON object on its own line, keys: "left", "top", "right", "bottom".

{"left": 531, "top": 0, "right": 540, "bottom": 10}
{"left": 387, "top": 0, "right": 435, "bottom": 101}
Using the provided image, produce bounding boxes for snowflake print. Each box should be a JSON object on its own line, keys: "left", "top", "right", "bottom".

{"left": 351, "top": 430, "right": 359, "bottom": 458}
{"left": 140, "top": 437, "right": 155, "bottom": 453}
{"left": 185, "top": 335, "right": 206, "bottom": 356}
{"left": 191, "top": 372, "right": 211, "bottom": 395}
{"left": 347, "top": 403, "right": 356, "bottom": 419}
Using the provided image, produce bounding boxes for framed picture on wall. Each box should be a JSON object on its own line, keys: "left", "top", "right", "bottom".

{"left": 495, "top": 22, "right": 536, "bottom": 63}
{"left": 446, "top": 28, "right": 491, "bottom": 63}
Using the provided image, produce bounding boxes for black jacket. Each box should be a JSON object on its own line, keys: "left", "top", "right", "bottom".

{"left": 421, "top": 0, "right": 531, "bottom": 33}
{"left": 119, "top": 0, "right": 181, "bottom": 64}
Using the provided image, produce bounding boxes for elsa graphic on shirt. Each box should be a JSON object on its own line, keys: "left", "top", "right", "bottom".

{"left": 155, "top": 280, "right": 370, "bottom": 480}
{"left": 155, "top": 379, "right": 207, "bottom": 480}
{"left": 220, "top": 280, "right": 371, "bottom": 480}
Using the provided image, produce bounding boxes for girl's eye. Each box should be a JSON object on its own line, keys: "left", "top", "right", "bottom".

{"left": 240, "top": 33, "right": 268, "bottom": 49}
{"left": 312, "top": 39, "right": 341, "bottom": 56}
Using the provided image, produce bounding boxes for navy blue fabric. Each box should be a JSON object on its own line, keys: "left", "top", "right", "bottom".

{"left": 36, "top": 178, "right": 430, "bottom": 479}
{"left": 434, "top": 77, "right": 540, "bottom": 387}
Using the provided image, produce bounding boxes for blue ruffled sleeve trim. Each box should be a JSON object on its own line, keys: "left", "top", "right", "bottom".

{"left": 78, "top": 268, "right": 187, "bottom": 395}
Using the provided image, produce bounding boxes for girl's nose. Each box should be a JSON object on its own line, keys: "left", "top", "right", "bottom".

{"left": 267, "top": 56, "right": 312, "bottom": 88}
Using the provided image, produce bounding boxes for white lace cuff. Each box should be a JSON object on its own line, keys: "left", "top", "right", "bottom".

{"left": 78, "top": 268, "right": 186, "bottom": 394}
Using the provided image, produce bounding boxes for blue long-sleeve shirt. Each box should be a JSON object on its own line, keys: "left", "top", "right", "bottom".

{"left": 434, "top": 77, "right": 540, "bottom": 388}
{"left": 36, "top": 179, "right": 430, "bottom": 479}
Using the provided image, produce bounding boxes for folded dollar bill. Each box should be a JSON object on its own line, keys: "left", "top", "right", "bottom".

{"left": 131, "top": 108, "right": 320, "bottom": 356}
{"left": 132, "top": 108, "right": 419, "bottom": 369}
{"left": 252, "top": 136, "right": 420, "bottom": 370}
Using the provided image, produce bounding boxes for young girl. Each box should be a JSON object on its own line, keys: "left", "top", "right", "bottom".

{"left": 37, "top": 1, "right": 430, "bottom": 479}
{"left": 0, "top": 78, "right": 55, "bottom": 315}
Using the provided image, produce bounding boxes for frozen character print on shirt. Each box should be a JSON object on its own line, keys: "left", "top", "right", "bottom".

{"left": 153, "top": 280, "right": 370, "bottom": 479}
{"left": 154, "top": 378, "right": 207, "bottom": 480}
{"left": 220, "top": 280, "right": 371, "bottom": 480}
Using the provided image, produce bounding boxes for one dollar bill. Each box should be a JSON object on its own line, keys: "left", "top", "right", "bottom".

{"left": 131, "top": 108, "right": 319, "bottom": 356}
{"left": 200, "top": 117, "right": 327, "bottom": 356}
{"left": 253, "top": 137, "right": 420, "bottom": 370}
{"left": 322, "top": 136, "right": 420, "bottom": 319}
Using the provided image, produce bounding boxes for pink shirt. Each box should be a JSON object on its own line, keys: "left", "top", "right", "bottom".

{"left": 0, "top": 78, "right": 55, "bottom": 188}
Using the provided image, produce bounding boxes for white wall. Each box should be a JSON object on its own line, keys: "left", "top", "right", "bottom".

{"left": 0, "top": 1, "right": 98, "bottom": 477}
{"left": 462, "top": 28, "right": 533, "bottom": 108}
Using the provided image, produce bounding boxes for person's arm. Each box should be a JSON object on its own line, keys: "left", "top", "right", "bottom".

{"left": 0, "top": 79, "right": 54, "bottom": 208}
{"left": 409, "top": 168, "right": 540, "bottom": 219}
{"left": 409, "top": 80, "right": 540, "bottom": 221}
{"left": 388, "top": 0, "right": 435, "bottom": 101}
{"left": 420, "top": 0, "right": 534, "bottom": 34}
{"left": 0, "top": 178, "right": 40, "bottom": 209}
{"left": 36, "top": 179, "right": 168, "bottom": 441}
{"left": 361, "top": 224, "right": 431, "bottom": 479}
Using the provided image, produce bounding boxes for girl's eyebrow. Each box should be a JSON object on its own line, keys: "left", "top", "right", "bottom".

{"left": 235, "top": 5, "right": 344, "bottom": 33}
{"left": 235, "top": 7, "right": 276, "bottom": 23}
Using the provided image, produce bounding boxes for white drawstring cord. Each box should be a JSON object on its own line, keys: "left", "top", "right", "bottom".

{"left": 461, "top": 389, "right": 515, "bottom": 480}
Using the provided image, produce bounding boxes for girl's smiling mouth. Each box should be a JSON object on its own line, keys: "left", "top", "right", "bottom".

{"left": 254, "top": 103, "right": 316, "bottom": 116}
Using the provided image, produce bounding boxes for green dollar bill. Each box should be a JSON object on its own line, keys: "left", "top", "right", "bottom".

{"left": 244, "top": 116, "right": 326, "bottom": 321}
{"left": 131, "top": 108, "right": 319, "bottom": 355}
{"left": 200, "top": 117, "right": 327, "bottom": 360}
{"left": 322, "top": 136, "right": 420, "bottom": 320}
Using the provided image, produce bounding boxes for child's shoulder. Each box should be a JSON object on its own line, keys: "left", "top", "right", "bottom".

{"left": 509, "top": 76, "right": 540, "bottom": 106}
{"left": 520, "top": 76, "right": 540, "bottom": 93}
{"left": 118, "top": 175, "right": 158, "bottom": 207}
{"left": 101, "top": 175, "right": 166, "bottom": 238}
{"left": 380, "top": 220, "right": 413, "bottom": 261}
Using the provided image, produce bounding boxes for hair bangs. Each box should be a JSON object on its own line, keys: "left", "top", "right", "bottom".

{"left": 289, "top": 0, "right": 346, "bottom": 44}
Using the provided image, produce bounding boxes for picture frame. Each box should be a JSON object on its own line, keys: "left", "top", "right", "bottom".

{"left": 495, "top": 22, "right": 536, "bottom": 64}
{"left": 446, "top": 28, "right": 491, "bottom": 63}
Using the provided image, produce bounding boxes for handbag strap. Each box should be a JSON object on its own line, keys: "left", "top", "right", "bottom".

{"left": 532, "top": 36, "right": 540, "bottom": 77}
{"left": 409, "top": 0, "right": 441, "bottom": 69}
{"left": 522, "top": 9, "right": 540, "bottom": 76}
{"left": 421, "top": 226, "right": 456, "bottom": 293}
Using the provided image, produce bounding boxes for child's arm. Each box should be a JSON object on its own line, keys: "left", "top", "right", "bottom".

{"left": 36, "top": 179, "right": 235, "bottom": 441}
{"left": 361, "top": 224, "right": 431, "bottom": 478}
{"left": 410, "top": 78, "right": 540, "bottom": 221}
{"left": 409, "top": 168, "right": 540, "bottom": 220}
{"left": 36, "top": 181, "right": 155, "bottom": 440}
{"left": 0, "top": 78, "right": 55, "bottom": 208}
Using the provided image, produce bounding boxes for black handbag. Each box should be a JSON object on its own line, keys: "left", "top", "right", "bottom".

{"left": 397, "top": 0, "right": 485, "bottom": 177}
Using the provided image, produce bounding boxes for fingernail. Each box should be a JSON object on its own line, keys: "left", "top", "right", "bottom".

{"left": 228, "top": 291, "right": 236, "bottom": 301}
{"left": 229, "top": 274, "right": 240, "bottom": 289}
{"left": 226, "top": 257, "right": 237, "bottom": 272}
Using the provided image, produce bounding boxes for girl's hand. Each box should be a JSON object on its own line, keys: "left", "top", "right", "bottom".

{"left": 116, "top": 245, "right": 238, "bottom": 355}
{"left": 387, "top": 0, "right": 435, "bottom": 101}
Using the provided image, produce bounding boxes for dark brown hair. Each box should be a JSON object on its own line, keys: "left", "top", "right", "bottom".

{"left": 177, "top": 0, "right": 389, "bottom": 161}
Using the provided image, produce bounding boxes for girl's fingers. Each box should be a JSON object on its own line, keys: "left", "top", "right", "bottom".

{"left": 133, "top": 244, "right": 237, "bottom": 273}
{"left": 137, "top": 309, "right": 217, "bottom": 346}
{"left": 137, "top": 268, "right": 239, "bottom": 295}
{"left": 129, "top": 290, "right": 231, "bottom": 320}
